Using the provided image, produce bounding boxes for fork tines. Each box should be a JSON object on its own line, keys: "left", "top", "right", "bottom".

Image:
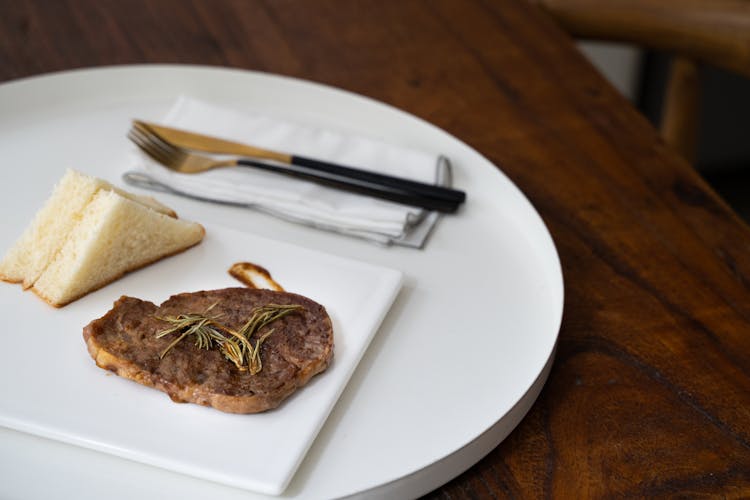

{"left": 128, "top": 122, "right": 185, "bottom": 166}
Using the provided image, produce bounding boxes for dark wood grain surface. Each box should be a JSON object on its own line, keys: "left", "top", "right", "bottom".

{"left": 2, "top": 0, "right": 749, "bottom": 497}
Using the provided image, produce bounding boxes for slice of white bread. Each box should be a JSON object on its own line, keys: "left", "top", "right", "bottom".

{"left": 0, "top": 169, "right": 177, "bottom": 288}
{"left": 32, "top": 190, "right": 204, "bottom": 306}
{"left": 0, "top": 169, "right": 204, "bottom": 307}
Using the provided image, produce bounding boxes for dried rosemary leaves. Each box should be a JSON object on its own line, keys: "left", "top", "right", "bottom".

{"left": 154, "top": 302, "right": 303, "bottom": 374}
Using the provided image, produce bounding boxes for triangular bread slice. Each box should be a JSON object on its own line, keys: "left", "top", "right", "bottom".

{"left": 0, "top": 169, "right": 176, "bottom": 288}
{"left": 32, "top": 189, "right": 204, "bottom": 307}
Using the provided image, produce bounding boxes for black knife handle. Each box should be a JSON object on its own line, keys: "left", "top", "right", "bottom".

{"left": 291, "top": 155, "right": 466, "bottom": 204}
{"left": 237, "top": 158, "right": 461, "bottom": 213}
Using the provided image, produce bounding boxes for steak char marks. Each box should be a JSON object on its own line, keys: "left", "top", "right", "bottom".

{"left": 83, "top": 288, "right": 334, "bottom": 413}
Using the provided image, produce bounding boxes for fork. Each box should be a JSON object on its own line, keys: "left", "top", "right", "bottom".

{"left": 127, "top": 123, "right": 464, "bottom": 213}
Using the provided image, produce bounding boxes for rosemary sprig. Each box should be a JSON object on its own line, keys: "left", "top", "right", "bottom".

{"left": 154, "top": 302, "right": 303, "bottom": 374}
{"left": 235, "top": 304, "right": 303, "bottom": 374}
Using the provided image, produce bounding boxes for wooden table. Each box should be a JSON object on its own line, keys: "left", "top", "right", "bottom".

{"left": 2, "top": 0, "right": 749, "bottom": 497}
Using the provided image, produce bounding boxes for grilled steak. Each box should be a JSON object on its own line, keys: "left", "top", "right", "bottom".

{"left": 83, "top": 288, "right": 334, "bottom": 413}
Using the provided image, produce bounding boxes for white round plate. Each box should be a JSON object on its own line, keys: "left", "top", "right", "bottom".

{"left": 0, "top": 65, "right": 562, "bottom": 499}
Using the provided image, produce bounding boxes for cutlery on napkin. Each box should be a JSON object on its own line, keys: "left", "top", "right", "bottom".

{"left": 124, "top": 96, "right": 459, "bottom": 247}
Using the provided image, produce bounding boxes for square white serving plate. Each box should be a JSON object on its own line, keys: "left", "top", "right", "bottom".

{"left": 0, "top": 223, "right": 402, "bottom": 495}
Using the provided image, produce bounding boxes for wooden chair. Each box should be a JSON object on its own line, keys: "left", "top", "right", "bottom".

{"left": 529, "top": 0, "right": 750, "bottom": 163}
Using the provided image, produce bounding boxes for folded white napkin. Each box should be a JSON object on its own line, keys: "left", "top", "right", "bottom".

{"left": 124, "top": 96, "right": 450, "bottom": 247}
